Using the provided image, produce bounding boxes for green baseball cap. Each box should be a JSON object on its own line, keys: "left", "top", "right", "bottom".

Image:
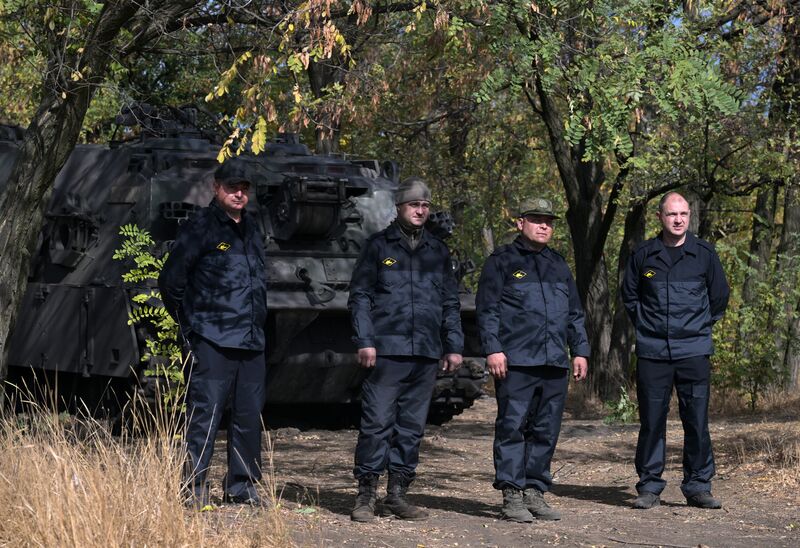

{"left": 518, "top": 197, "right": 559, "bottom": 219}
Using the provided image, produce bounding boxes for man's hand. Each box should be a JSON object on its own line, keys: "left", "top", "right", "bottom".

{"left": 357, "top": 347, "right": 377, "bottom": 368}
{"left": 487, "top": 352, "right": 508, "bottom": 380}
{"left": 572, "top": 356, "right": 588, "bottom": 381}
{"left": 439, "top": 353, "right": 463, "bottom": 372}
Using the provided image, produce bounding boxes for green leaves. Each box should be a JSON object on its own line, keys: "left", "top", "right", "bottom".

{"left": 112, "top": 225, "right": 166, "bottom": 282}
{"left": 113, "top": 224, "right": 185, "bottom": 410}
{"left": 713, "top": 241, "right": 799, "bottom": 410}
{"left": 478, "top": 0, "right": 744, "bottom": 162}
{"left": 603, "top": 387, "right": 639, "bottom": 425}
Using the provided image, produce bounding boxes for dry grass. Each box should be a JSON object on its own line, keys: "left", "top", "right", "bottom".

{"left": 0, "top": 391, "right": 295, "bottom": 548}
{"left": 720, "top": 429, "right": 800, "bottom": 497}
{"left": 710, "top": 386, "right": 800, "bottom": 417}
{"left": 712, "top": 393, "right": 800, "bottom": 493}
{"left": 734, "top": 432, "right": 800, "bottom": 469}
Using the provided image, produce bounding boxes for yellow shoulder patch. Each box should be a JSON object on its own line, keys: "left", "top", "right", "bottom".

{"left": 382, "top": 257, "right": 397, "bottom": 267}
{"left": 512, "top": 270, "right": 527, "bottom": 279}
{"left": 644, "top": 269, "right": 656, "bottom": 278}
{"left": 216, "top": 242, "right": 231, "bottom": 251}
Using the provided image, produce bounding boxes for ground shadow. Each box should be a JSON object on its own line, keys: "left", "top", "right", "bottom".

{"left": 551, "top": 483, "right": 633, "bottom": 507}
{"left": 407, "top": 492, "right": 497, "bottom": 518}
{"left": 281, "top": 483, "right": 353, "bottom": 515}
{"left": 280, "top": 483, "right": 497, "bottom": 518}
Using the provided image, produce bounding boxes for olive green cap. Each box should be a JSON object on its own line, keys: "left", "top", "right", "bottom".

{"left": 518, "top": 197, "right": 559, "bottom": 219}
{"left": 394, "top": 177, "right": 431, "bottom": 205}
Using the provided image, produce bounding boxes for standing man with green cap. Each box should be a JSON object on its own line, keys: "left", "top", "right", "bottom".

{"left": 476, "top": 197, "right": 590, "bottom": 523}
{"left": 348, "top": 176, "right": 464, "bottom": 522}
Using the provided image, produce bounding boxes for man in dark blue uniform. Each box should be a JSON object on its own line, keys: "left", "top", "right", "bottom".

{"left": 476, "top": 198, "right": 590, "bottom": 523}
{"left": 622, "top": 191, "right": 729, "bottom": 510}
{"left": 348, "top": 177, "right": 463, "bottom": 522}
{"left": 159, "top": 159, "right": 268, "bottom": 508}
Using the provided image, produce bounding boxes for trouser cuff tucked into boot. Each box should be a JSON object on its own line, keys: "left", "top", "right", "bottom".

{"left": 381, "top": 474, "right": 429, "bottom": 520}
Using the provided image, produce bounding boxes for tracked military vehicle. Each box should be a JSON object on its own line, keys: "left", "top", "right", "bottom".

{"left": 1, "top": 105, "right": 486, "bottom": 424}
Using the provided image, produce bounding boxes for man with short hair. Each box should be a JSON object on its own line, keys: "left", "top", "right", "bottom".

{"left": 622, "top": 191, "right": 729, "bottom": 510}
{"left": 476, "top": 198, "right": 590, "bottom": 523}
{"left": 348, "top": 177, "right": 463, "bottom": 522}
{"left": 159, "top": 159, "right": 268, "bottom": 508}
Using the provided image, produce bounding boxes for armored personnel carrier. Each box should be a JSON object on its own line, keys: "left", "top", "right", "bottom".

{"left": 1, "top": 105, "right": 486, "bottom": 424}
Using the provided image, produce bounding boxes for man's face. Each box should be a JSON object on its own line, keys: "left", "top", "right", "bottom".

{"left": 214, "top": 180, "right": 250, "bottom": 216}
{"left": 396, "top": 200, "right": 431, "bottom": 228}
{"left": 516, "top": 214, "right": 555, "bottom": 249}
{"left": 657, "top": 194, "right": 690, "bottom": 240}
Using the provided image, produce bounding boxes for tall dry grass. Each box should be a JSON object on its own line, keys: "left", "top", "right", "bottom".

{"left": 0, "top": 388, "right": 294, "bottom": 547}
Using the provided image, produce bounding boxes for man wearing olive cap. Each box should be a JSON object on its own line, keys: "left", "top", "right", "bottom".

{"left": 476, "top": 197, "right": 590, "bottom": 522}
{"left": 160, "top": 158, "right": 268, "bottom": 508}
{"left": 348, "top": 176, "right": 464, "bottom": 521}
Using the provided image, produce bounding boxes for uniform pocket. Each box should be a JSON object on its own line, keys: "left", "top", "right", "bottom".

{"left": 377, "top": 269, "right": 399, "bottom": 288}
{"left": 543, "top": 282, "right": 570, "bottom": 312}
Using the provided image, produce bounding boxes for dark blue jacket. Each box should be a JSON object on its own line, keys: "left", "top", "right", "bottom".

{"left": 476, "top": 237, "right": 590, "bottom": 367}
{"left": 622, "top": 232, "right": 729, "bottom": 360}
{"left": 159, "top": 200, "right": 268, "bottom": 351}
{"left": 348, "top": 223, "right": 463, "bottom": 359}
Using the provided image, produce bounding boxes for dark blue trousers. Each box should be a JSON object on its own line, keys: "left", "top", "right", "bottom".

{"left": 493, "top": 366, "right": 568, "bottom": 492}
{"left": 353, "top": 356, "right": 438, "bottom": 481}
{"left": 184, "top": 336, "right": 267, "bottom": 499}
{"left": 635, "top": 355, "right": 715, "bottom": 497}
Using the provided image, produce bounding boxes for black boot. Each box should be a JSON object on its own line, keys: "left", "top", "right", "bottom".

{"left": 351, "top": 475, "right": 379, "bottom": 522}
{"left": 686, "top": 492, "right": 722, "bottom": 509}
{"left": 380, "top": 474, "right": 429, "bottom": 520}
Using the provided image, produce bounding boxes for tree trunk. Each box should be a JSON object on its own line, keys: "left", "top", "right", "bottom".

{"left": 686, "top": 191, "right": 706, "bottom": 237}
{"left": 774, "top": 3, "right": 800, "bottom": 388}
{"left": 533, "top": 73, "right": 624, "bottom": 399}
{"left": 778, "top": 182, "right": 800, "bottom": 387}
{"left": 0, "top": 1, "right": 141, "bottom": 395}
{"left": 608, "top": 200, "right": 648, "bottom": 382}
{"left": 742, "top": 183, "right": 779, "bottom": 305}
{"left": 786, "top": 296, "right": 800, "bottom": 388}
{"left": 308, "top": 59, "right": 345, "bottom": 154}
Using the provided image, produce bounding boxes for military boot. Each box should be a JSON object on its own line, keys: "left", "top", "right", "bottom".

{"left": 523, "top": 488, "right": 561, "bottom": 520}
{"left": 380, "top": 475, "right": 429, "bottom": 520}
{"left": 686, "top": 492, "right": 722, "bottom": 509}
{"left": 500, "top": 488, "right": 534, "bottom": 523}
{"left": 350, "top": 475, "right": 379, "bottom": 522}
{"left": 632, "top": 492, "right": 660, "bottom": 509}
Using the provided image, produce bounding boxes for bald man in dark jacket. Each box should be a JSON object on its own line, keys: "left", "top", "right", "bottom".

{"left": 622, "top": 192, "right": 729, "bottom": 511}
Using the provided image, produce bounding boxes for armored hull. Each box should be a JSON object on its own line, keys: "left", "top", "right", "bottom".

{"left": 1, "top": 115, "right": 486, "bottom": 424}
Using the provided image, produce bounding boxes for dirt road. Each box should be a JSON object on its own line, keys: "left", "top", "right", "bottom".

{"left": 208, "top": 396, "right": 799, "bottom": 547}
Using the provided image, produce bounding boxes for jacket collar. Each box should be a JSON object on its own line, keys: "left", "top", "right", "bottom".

{"left": 386, "top": 221, "right": 430, "bottom": 251}
{"left": 512, "top": 236, "right": 553, "bottom": 261}
{"left": 650, "top": 231, "right": 699, "bottom": 265}
{"left": 210, "top": 198, "right": 252, "bottom": 233}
